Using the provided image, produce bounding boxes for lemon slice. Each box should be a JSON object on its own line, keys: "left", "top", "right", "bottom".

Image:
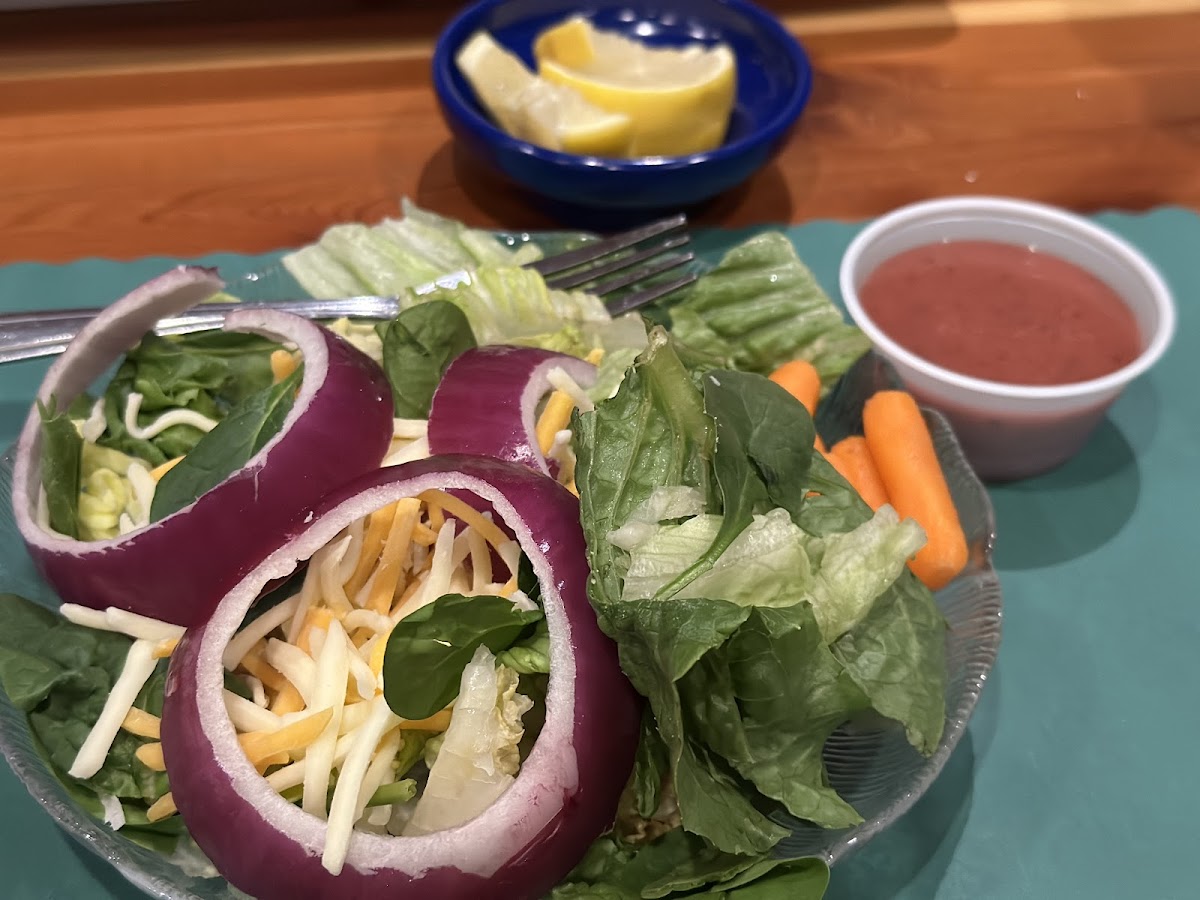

{"left": 455, "top": 31, "right": 633, "bottom": 157}
{"left": 534, "top": 16, "right": 736, "bottom": 157}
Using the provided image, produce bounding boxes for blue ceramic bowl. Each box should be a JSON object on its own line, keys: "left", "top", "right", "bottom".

{"left": 432, "top": 0, "right": 813, "bottom": 213}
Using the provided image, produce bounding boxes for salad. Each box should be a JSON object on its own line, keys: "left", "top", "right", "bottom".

{"left": 0, "top": 204, "right": 960, "bottom": 900}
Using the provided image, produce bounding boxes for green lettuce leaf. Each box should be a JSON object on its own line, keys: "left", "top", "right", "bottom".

{"left": 574, "top": 328, "right": 713, "bottom": 608}
{"left": 619, "top": 510, "right": 812, "bottom": 608}
{"left": 833, "top": 572, "right": 948, "bottom": 755}
{"left": 282, "top": 199, "right": 541, "bottom": 299}
{"left": 666, "top": 232, "right": 870, "bottom": 385}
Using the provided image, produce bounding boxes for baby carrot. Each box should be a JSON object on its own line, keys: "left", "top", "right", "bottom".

{"left": 862, "top": 390, "right": 968, "bottom": 591}
{"left": 828, "top": 436, "right": 890, "bottom": 511}
{"left": 769, "top": 359, "right": 821, "bottom": 416}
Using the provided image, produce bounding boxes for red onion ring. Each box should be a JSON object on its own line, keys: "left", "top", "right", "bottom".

{"left": 12, "top": 266, "right": 394, "bottom": 626}
{"left": 160, "top": 455, "right": 640, "bottom": 900}
{"left": 428, "top": 347, "right": 596, "bottom": 476}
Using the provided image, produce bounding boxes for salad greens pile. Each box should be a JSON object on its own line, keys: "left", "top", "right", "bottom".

{"left": 3, "top": 204, "right": 951, "bottom": 900}
{"left": 0, "top": 594, "right": 182, "bottom": 854}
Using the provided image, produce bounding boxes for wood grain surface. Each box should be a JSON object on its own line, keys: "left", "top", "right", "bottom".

{"left": 1, "top": 0, "right": 1198, "bottom": 263}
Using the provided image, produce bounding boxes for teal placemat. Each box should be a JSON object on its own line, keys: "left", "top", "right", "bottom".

{"left": 0, "top": 210, "right": 1196, "bottom": 900}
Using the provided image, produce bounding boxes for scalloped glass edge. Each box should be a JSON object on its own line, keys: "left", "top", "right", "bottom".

{"left": 0, "top": 248, "right": 1002, "bottom": 899}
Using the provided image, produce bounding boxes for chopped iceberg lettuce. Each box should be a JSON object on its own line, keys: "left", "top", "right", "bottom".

{"left": 402, "top": 646, "right": 532, "bottom": 836}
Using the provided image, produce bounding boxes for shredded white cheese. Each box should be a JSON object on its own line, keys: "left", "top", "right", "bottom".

{"left": 80, "top": 398, "right": 107, "bottom": 443}
{"left": 264, "top": 639, "right": 318, "bottom": 706}
{"left": 69, "top": 640, "right": 158, "bottom": 779}
{"left": 546, "top": 366, "right": 595, "bottom": 413}
{"left": 391, "top": 418, "right": 429, "bottom": 440}
{"left": 123, "top": 392, "right": 219, "bottom": 441}
{"left": 60, "top": 605, "right": 184, "bottom": 644}
{"left": 301, "top": 619, "right": 350, "bottom": 818}
{"left": 322, "top": 695, "right": 398, "bottom": 874}
{"left": 222, "top": 595, "right": 301, "bottom": 670}
{"left": 224, "top": 690, "right": 283, "bottom": 733}
{"left": 341, "top": 609, "right": 392, "bottom": 636}
{"left": 392, "top": 521, "right": 456, "bottom": 621}
{"left": 382, "top": 435, "right": 430, "bottom": 467}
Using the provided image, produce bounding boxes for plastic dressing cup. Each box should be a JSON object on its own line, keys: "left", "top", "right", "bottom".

{"left": 839, "top": 196, "right": 1176, "bottom": 481}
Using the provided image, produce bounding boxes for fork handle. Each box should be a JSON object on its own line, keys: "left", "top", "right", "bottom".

{"left": 0, "top": 297, "right": 403, "bottom": 365}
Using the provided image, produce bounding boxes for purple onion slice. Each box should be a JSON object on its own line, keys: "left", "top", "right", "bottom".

{"left": 428, "top": 346, "right": 596, "bottom": 476}
{"left": 11, "top": 266, "right": 394, "bottom": 626}
{"left": 160, "top": 454, "right": 640, "bottom": 900}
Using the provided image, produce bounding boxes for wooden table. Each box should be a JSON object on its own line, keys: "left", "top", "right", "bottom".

{"left": 1, "top": 0, "right": 1199, "bottom": 264}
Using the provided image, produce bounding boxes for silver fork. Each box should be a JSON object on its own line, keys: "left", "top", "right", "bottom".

{"left": 0, "top": 215, "right": 696, "bottom": 365}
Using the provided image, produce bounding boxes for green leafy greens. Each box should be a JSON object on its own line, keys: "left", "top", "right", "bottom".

{"left": 37, "top": 399, "right": 84, "bottom": 539}
{"left": 663, "top": 232, "right": 871, "bottom": 387}
{"left": 381, "top": 592, "right": 543, "bottom": 720}
{"left": 377, "top": 301, "right": 477, "bottom": 418}
{"left": 149, "top": 367, "right": 303, "bottom": 521}
{"left": 97, "top": 330, "right": 279, "bottom": 467}
{"left": 0, "top": 594, "right": 180, "bottom": 853}
{"left": 571, "top": 327, "right": 947, "bottom": 898}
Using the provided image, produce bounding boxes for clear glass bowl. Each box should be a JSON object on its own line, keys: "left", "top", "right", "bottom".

{"left": 0, "top": 257, "right": 1002, "bottom": 898}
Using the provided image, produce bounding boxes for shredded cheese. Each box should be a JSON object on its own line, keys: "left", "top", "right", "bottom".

{"left": 135, "top": 742, "right": 166, "bottom": 772}
{"left": 149, "top": 456, "right": 184, "bottom": 482}
{"left": 222, "top": 595, "right": 301, "bottom": 670}
{"left": 392, "top": 521, "right": 456, "bottom": 621}
{"left": 225, "top": 690, "right": 284, "bottom": 733}
{"left": 120, "top": 707, "right": 161, "bottom": 740}
{"left": 69, "top": 640, "right": 158, "bottom": 779}
{"left": 59, "top": 604, "right": 184, "bottom": 644}
{"left": 146, "top": 792, "right": 176, "bottom": 823}
{"left": 80, "top": 398, "right": 107, "bottom": 443}
{"left": 546, "top": 366, "right": 596, "bottom": 412}
{"left": 301, "top": 619, "right": 350, "bottom": 818}
{"left": 345, "top": 502, "right": 397, "bottom": 601}
{"left": 123, "top": 392, "right": 219, "bottom": 441}
{"left": 391, "top": 418, "right": 428, "bottom": 440}
{"left": 382, "top": 435, "right": 430, "bottom": 467}
{"left": 323, "top": 695, "right": 399, "bottom": 874}
{"left": 264, "top": 639, "right": 318, "bottom": 706}
{"left": 239, "top": 707, "right": 333, "bottom": 767}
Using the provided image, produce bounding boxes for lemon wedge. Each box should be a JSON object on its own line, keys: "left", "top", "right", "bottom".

{"left": 455, "top": 31, "right": 634, "bottom": 157}
{"left": 533, "top": 16, "right": 736, "bottom": 157}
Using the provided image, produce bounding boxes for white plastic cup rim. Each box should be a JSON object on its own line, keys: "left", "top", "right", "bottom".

{"left": 839, "top": 196, "right": 1178, "bottom": 402}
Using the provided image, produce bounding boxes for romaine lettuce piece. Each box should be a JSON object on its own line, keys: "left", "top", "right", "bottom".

{"left": 666, "top": 232, "right": 870, "bottom": 386}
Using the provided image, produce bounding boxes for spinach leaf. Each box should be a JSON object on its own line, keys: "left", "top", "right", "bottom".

{"left": 551, "top": 830, "right": 830, "bottom": 900}
{"left": 381, "top": 593, "right": 542, "bottom": 720}
{"left": 629, "top": 709, "right": 671, "bottom": 819}
{"left": 596, "top": 596, "right": 788, "bottom": 856}
{"left": 378, "top": 301, "right": 476, "bottom": 418}
{"left": 0, "top": 594, "right": 169, "bottom": 808}
{"left": 720, "top": 604, "right": 868, "bottom": 828}
{"left": 149, "top": 367, "right": 301, "bottom": 521}
{"left": 573, "top": 328, "right": 713, "bottom": 608}
{"left": 37, "top": 399, "right": 83, "bottom": 539}
{"left": 833, "top": 571, "right": 947, "bottom": 755}
{"left": 97, "top": 330, "right": 278, "bottom": 465}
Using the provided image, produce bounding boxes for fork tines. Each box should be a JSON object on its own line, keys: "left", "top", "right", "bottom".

{"left": 531, "top": 214, "right": 696, "bottom": 311}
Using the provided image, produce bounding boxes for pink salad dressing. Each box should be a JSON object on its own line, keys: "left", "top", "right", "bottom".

{"left": 860, "top": 240, "right": 1142, "bottom": 386}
